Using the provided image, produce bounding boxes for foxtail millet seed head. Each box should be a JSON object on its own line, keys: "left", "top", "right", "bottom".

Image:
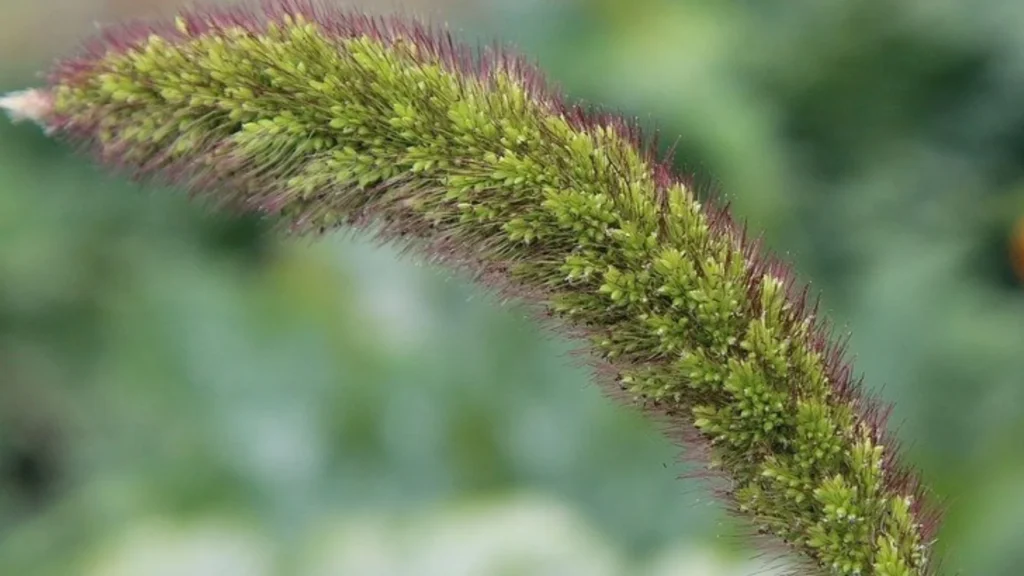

{"left": 3, "top": 2, "right": 942, "bottom": 574}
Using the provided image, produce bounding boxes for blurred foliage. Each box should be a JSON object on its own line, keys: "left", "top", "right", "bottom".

{"left": 3, "top": 0, "right": 1024, "bottom": 574}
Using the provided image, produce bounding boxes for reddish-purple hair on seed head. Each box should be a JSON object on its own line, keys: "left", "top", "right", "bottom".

{"left": 50, "top": 0, "right": 654, "bottom": 158}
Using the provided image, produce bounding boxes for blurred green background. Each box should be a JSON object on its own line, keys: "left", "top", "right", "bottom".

{"left": 2, "top": 0, "right": 1024, "bottom": 574}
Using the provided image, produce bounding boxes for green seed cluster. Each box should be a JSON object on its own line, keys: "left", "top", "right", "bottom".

{"left": 48, "top": 11, "right": 934, "bottom": 575}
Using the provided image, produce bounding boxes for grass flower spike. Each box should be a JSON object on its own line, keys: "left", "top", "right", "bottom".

{"left": 3, "top": 1, "right": 942, "bottom": 574}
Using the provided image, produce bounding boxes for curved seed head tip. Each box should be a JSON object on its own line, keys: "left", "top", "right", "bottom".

{"left": 0, "top": 89, "right": 53, "bottom": 127}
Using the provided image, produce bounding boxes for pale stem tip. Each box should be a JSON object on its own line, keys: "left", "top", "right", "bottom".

{"left": 1, "top": 89, "right": 53, "bottom": 127}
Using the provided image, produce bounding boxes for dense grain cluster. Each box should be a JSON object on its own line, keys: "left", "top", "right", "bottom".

{"left": 5, "top": 2, "right": 940, "bottom": 573}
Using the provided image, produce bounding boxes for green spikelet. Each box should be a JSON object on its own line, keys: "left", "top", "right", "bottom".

{"left": 1, "top": 3, "right": 940, "bottom": 574}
